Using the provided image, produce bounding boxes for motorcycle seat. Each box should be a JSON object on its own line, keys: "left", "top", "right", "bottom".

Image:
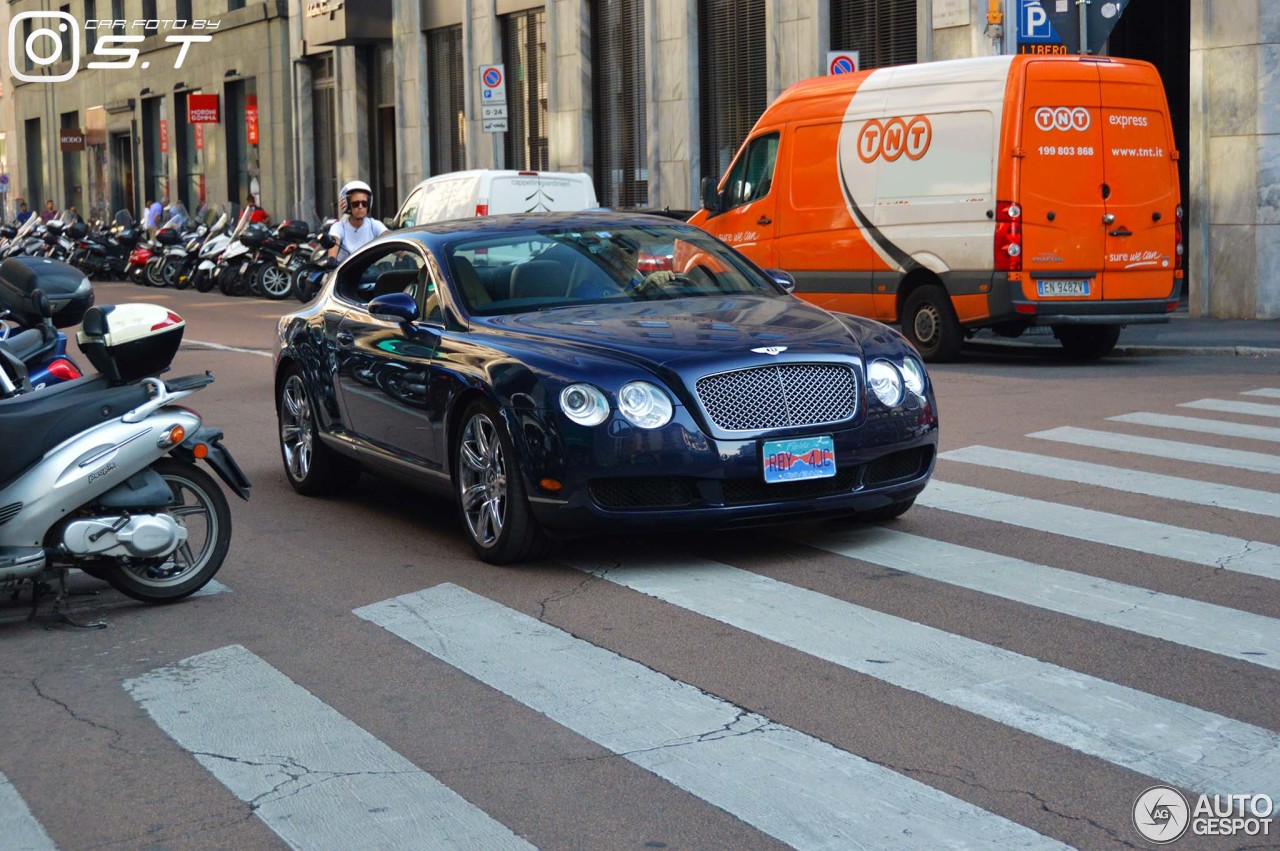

{"left": 0, "top": 328, "right": 54, "bottom": 362}
{"left": 0, "top": 376, "right": 153, "bottom": 485}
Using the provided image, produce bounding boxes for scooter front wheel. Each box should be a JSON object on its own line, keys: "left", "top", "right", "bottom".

{"left": 106, "top": 459, "right": 232, "bottom": 603}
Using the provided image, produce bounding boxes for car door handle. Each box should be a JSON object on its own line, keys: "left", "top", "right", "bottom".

{"left": 757, "top": 216, "right": 772, "bottom": 226}
{"left": 336, "top": 332, "right": 354, "bottom": 347}
{"left": 1108, "top": 227, "right": 1133, "bottom": 237}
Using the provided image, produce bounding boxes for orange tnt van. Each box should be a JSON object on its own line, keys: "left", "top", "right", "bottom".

{"left": 690, "top": 55, "right": 1183, "bottom": 361}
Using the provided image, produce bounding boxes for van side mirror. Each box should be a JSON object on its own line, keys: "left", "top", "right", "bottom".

{"left": 700, "top": 176, "right": 722, "bottom": 216}
{"left": 764, "top": 269, "right": 796, "bottom": 294}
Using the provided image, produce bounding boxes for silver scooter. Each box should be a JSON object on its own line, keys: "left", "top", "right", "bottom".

{"left": 0, "top": 290, "right": 250, "bottom": 620}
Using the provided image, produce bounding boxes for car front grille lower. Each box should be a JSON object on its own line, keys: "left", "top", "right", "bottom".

{"left": 695, "top": 364, "right": 857, "bottom": 432}
{"left": 590, "top": 477, "right": 697, "bottom": 510}
{"left": 864, "top": 447, "right": 933, "bottom": 487}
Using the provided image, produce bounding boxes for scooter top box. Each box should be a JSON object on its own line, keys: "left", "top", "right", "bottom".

{"left": 77, "top": 303, "right": 185, "bottom": 385}
{"left": 0, "top": 257, "right": 95, "bottom": 329}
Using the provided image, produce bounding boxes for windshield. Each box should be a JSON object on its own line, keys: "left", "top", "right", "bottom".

{"left": 444, "top": 223, "right": 780, "bottom": 316}
{"left": 114, "top": 209, "right": 135, "bottom": 227}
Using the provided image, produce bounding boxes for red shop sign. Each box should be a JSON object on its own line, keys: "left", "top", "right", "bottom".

{"left": 187, "top": 93, "right": 220, "bottom": 124}
{"left": 160, "top": 119, "right": 169, "bottom": 154}
{"left": 246, "top": 94, "right": 259, "bottom": 146}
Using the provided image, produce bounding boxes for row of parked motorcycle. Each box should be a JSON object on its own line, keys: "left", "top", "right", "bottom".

{"left": 0, "top": 206, "right": 339, "bottom": 302}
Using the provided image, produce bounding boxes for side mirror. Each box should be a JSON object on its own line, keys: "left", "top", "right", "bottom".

{"left": 369, "top": 292, "right": 420, "bottom": 324}
{"left": 318, "top": 232, "right": 337, "bottom": 249}
{"left": 764, "top": 268, "right": 796, "bottom": 294}
{"left": 384, "top": 217, "right": 398, "bottom": 229}
{"left": 700, "top": 176, "right": 721, "bottom": 216}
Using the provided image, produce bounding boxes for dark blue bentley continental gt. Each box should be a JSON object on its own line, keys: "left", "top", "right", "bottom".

{"left": 273, "top": 212, "right": 938, "bottom": 563}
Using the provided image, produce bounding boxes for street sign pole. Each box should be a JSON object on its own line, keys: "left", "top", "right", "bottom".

{"left": 1078, "top": 0, "right": 1089, "bottom": 54}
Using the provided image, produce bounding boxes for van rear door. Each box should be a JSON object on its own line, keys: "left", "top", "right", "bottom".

{"left": 1018, "top": 59, "right": 1105, "bottom": 304}
{"left": 490, "top": 173, "right": 597, "bottom": 214}
{"left": 1097, "top": 61, "right": 1180, "bottom": 301}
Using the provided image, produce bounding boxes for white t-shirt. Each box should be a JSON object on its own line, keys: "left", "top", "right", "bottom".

{"left": 329, "top": 216, "right": 389, "bottom": 261}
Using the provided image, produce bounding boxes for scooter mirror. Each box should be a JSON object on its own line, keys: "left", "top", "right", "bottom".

{"left": 318, "top": 232, "right": 337, "bottom": 250}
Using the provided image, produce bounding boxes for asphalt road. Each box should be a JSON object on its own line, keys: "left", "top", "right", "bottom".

{"left": 2, "top": 282, "right": 1277, "bottom": 850}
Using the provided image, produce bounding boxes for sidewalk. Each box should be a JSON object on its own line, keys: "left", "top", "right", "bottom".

{"left": 969, "top": 310, "right": 1280, "bottom": 357}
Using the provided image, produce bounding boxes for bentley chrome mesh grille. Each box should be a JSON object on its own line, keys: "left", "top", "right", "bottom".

{"left": 694, "top": 364, "right": 857, "bottom": 431}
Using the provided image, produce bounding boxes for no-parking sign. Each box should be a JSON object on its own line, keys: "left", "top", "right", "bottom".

{"left": 826, "top": 51, "right": 860, "bottom": 75}
{"left": 480, "top": 64, "right": 507, "bottom": 103}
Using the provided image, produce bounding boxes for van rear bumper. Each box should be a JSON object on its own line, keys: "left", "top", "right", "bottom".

{"left": 985, "top": 278, "right": 1176, "bottom": 327}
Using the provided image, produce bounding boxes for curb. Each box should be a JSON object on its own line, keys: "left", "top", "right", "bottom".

{"left": 1113, "top": 344, "right": 1280, "bottom": 358}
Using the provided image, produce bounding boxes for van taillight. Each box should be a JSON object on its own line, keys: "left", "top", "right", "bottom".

{"left": 994, "top": 201, "right": 1022, "bottom": 272}
{"left": 475, "top": 204, "right": 489, "bottom": 216}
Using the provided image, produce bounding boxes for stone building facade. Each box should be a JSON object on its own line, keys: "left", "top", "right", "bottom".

{"left": 9, "top": 0, "right": 293, "bottom": 224}
{"left": 6, "top": 1, "right": 1275, "bottom": 318}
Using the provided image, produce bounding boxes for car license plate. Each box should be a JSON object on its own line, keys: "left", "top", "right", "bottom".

{"left": 763, "top": 436, "right": 836, "bottom": 484}
{"left": 1037, "top": 279, "right": 1091, "bottom": 297}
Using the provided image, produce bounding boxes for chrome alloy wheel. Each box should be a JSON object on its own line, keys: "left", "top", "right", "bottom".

{"left": 458, "top": 413, "right": 507, "bottom": 549}
{"left": 261, "top": 265, "right": 291, "bottom": 298}
{"left": 280, "top": 374, "right": 314, "bottom": 482}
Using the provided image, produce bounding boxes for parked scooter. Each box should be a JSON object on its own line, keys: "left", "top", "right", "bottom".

{"left": 0, "top": 257, "right": 92, "bottom": 391}
{"left": 71, "top": 211, "right": 141, "bottom": 280}
{"left": 291, "top": 229, "right": 339, "bottom": 303}
{"left": 190, "top": 213, "right": 231, "bottom": 293}
{"left": 0, "top": 284, "right": 251, "bottom": 617}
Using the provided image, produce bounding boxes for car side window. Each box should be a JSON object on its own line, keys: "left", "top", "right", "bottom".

{"left": 397, "top": 188, "right": 425, "bottom": 229}
{"left": 335, "top": 244, "right": 427, "bottom": 307}
{"left": 725, "top": 132, "right": 780, "bottom": 210}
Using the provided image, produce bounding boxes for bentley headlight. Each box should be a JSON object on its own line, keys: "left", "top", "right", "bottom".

{"left": 618, "top": 381, "right": 674, "bottom": 429}
{"left": 560, "top": 383, "right": 610, "bottom": 426}
{"left": 868, "top": 360, "right": 905, "bottom": 408}
{"left": 900, "top": 356, "right": 926, "bottom": 396}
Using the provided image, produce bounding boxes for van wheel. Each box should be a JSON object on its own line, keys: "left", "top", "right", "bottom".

{"left": 902, "top": 285, "right": 963, "bottom": 362}
{"left": 1054, "top": 324, "right": 1121, "bottom": 360}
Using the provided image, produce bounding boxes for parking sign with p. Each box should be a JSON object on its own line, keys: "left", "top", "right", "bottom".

{"left": 1019, "top": 0, "right": 1055, "bottom": 43}
{"left": 480, "top": 64, "right": 506, "bottom": 103}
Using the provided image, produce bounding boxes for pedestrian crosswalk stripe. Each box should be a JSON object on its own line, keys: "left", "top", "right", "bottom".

{"left": 124, "top": 645, "right": 535, "bottom": 851}
{"left": 1243, "top": 389, "right": 1280, "bottom": 399}
{"left": 0, "top": 771, "right": 56, "bottom": 851}
{"left": 1108, "top": 412, "right": 1280, "bottom": 444}
{"left": 356, "top": 584, "right": 1065, "bottom": 851}
{"left": 1181, "top": 398, "right": 1280, "bottom": 419}
{"left": 918, "top": 481, "right": 1280, "bottom": 581}
{"left": 563, "top": 557, "right": 1280, "bottom": 801}
{"left": 941, "top": 444, "right": 1280, "bottom": 518}
{"left": 805, "top": 524, "right": 1280, "bottom": 669}
{"left": 1029, "top": 426, "right": 1280, "bottom": 475}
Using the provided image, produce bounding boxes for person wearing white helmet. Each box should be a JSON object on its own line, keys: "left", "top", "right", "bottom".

{"left": 329, "top": 180, "right": 388, "bottom": 261}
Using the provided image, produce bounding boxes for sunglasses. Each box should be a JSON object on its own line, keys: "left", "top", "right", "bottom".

{"left": 349, "top": 199, "right": 369, "bottom": 209}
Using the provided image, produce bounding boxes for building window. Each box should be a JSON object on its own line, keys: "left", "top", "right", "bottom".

{"left": 142, "top": 0, "right": 157, "bottom": 22}
{"left": 427, "top": 25, "right": 465, "bottom": 175}
{"left": 312, "top": 54, "right": 338, "bottom": 219}
{"left": 373, "top": 44, "right": 398, "bottom": 216}
{"left": 830, "top": 0, "right": 917, "bottom": 69}
{"left": 24, "top": 118, "right": 44, "bottom": 207}
{"left": 229, "top": 0, "right": 246, "bottom": 10}
{"left": 112, "top": 0, "right": 124, "bottom": 37}
{"left": 501, "top": 8, "right": 548, "bottom": 172}
{"left": 21, "top": 17, "right": 33, "bottom": 72}
{"left": 59, "top": 5, "right": 73, "bottom": 62}
{"left": 84, "top": 0, "right": 97, "bottom": 52}
{"left": 591, "top": 0, "right": 647, "bottom": 208}
{"left": 698, "top": 0, "right": 767, "bottom": 183}
{"left": 177, "top": 0, "right": 193, "bottom": 21}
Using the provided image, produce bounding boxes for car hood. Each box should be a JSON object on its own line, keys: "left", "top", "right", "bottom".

{"left": 472, "top": 295, "right": 869, "bottom": 366}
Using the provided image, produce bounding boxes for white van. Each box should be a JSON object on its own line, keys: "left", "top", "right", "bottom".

{"left": 391, "top": 170, "right": 599, "bottom": 227}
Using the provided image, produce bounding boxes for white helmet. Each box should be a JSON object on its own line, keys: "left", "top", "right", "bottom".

{"left": 339, "top": 180, "right": 372, "bottom": 202}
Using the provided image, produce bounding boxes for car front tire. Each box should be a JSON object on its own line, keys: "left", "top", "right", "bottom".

{"left": 455, "top": 400, "right": 552, "bottom": 564}
{"left": 278, "top": 366, "right": 360, "bottom": 495}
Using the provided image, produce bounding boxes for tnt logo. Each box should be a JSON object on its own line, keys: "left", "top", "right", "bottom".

{"left": 1035, "top": 107, "right": 1092, "bottom": 132}
{"left": 857, "top": 116, "right": 932, "bottom": 163}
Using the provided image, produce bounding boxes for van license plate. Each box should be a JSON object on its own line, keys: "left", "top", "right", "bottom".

{"left": 763, "top": 436, "right": 836, "bottom": 484}
{"left": 1037, "top": 280, "right": 1091, "bottom": 297}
